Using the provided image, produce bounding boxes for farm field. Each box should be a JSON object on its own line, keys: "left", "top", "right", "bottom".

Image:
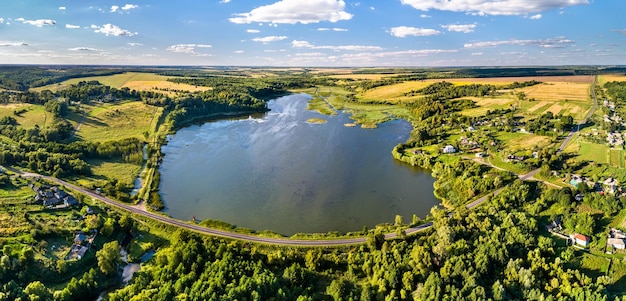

{"left": 31, "top": 72, "right": 211, "bottom": 95}
{"left": 599, "top": 74, "right": 626, "bottom": 85}
{"left": 495, "top": 132, "right": 552, "bottom": 152}
{"left": 359, "top": 81, "right": 431, "bottom": 103}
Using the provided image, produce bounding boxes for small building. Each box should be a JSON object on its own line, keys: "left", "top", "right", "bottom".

{"left": 443, "top": 145, "right": 456, "bottom": 154}
{"left": 43, "top": 197, "right": 61, "bottom": 207}
{"left": 608, "top": 238, "right": 626, "bottom": 250}
{"left": 74, "top": 232, "right": 88, "bottom": 245}
{"left": 570, "top": 233, "right": 591, "bottom": 247}
{"left": 64, "top": 196, "right": 78, "bottom": 207}
{"left": 475, "top": 152, "right": 487, "bottom": 158}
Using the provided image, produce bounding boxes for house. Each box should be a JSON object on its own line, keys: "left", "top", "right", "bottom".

{"left": 74, "top": 233, "right": 87, "bottom": 245}
{"left": 607, "top": 238, "right": 626, "bottom": 250}
{"left": 443, "top": 145, "right": 456, "bottom": 154}
{"left": 570, "top": 233, "right": 591, "bottom": 247}
{"left": 607, "top": 228, "right": 626, "bottom": 250}
{"left": 475, "top": 152, "right": 487, "bottom": 158}
{"left": 64, "top": 196, "right": 78, "bottom": 207}
{"left": 603, "top": 178, "right": 619, "bottom": 194}
{"left": 43, "top": 197, "right": 61, "bottom": 207}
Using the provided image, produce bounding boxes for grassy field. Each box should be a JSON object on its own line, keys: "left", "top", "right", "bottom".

{"left": 76, "top": 101, "right": 159, "bottom": 142}
{"left": 610, "top": 149, "right": 625, "bottom": 168}
{"left": 496, "top": 132, "right": 552, "bottom": 152}
{"left": 79, "top": 159, "right": 143, "bottom": 188}
{"left": 576, "top": 252, "right": 610, "bottom": 279}
{"left": 0, "top": 103, "right": 48, "bottom": 128}
{"left": 31, "top": 72, "right": 211, "bottom": 95}
{"left": 570, "top": 141, "right": 610, "bottom": 165}
{"left": 307, "top": 96, "right": 337, "bottom": 115}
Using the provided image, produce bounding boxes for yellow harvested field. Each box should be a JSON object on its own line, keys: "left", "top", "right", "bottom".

{"left": 425, "top": 75, "right": 593, "bottom": 85}
{"left": 31, "top": 72, "right": 211, "bottom": 95}
{"left": 600, "top": 74, "right": 626, "bottom": 84}
{"left": 329, "top": 74, "right": 394, "bottom": 80}
{"left": 520, "top": 82, "right": 590, "bottom": 101}
{"left": 507, "top": 134, "right": 551, "bottom": 151}
{"left": 360, "top": 81, "right": 430, "bottom": 101}
{"left": 465, "top": 96, "right": 515, "bottom": 107}
{"left": 122, "top": 80, "right": 211, "bottom": 94}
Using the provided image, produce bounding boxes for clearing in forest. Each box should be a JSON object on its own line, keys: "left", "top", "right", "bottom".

{"left": 77, "top": 101, "right": 160, "bottom": 142}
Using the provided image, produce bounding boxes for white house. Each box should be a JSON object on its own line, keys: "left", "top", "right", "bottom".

{"left": 443, "top": 145, "right": 456, "bottom": 154}
{"left": 570, "top": 233, "right": 590, "bottom": 247}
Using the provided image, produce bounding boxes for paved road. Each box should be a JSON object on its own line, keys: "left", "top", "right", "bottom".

{"left": 15, "top": 168, "right": 435, "bottom": 246}
{"left": 557, "top": 75, "right": 598, "bottom": 153}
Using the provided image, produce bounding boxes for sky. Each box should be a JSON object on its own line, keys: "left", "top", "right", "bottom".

{"left": 0, "top": 0, "right": 624, "bottom": 67}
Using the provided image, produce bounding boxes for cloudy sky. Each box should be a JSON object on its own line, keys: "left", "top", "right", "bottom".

{"left": 0, "top": 0, "right": 624, "bottom": 66}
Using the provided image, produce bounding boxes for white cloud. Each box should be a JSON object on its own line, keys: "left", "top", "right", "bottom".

{"left": 246, "top": 29, "right": 261, "bottom": 33}
{"left": 20, "top": 19, "right": 56, "bottom": 27}
{"left": 166, "top": 44, "right": 212, "bottom": 55}
{"left": 389, "top": 26, "right": 440, "bottom": 37}
{"left": 252, "top": 36, "right": 288, "bottom": 43}
{"left": 127, "top": 42, "right": 143, "bottom": 46}
{"left": 122, "top": 4, "right": 139, "bottom": 10}
{"left": 234, "top": 50, "right": 244, "bottom": 53}
{"left": 318, "top": 27, "right": 348, "bottom": 31}
{"left": 220, "top": 0, "right": 232, "bottom": 3}
{"left": 471, "top": 52, "right": 483, "bottom": 56}
{"left": 59, "top": 7, "right": 66, "bottom": 10}
{"left": 291, "top": 40, "right": 382, "bottom": 51}
{"left": 0, "top": 41, "right": 28, "bottom": 47}
{"left": 65, "top": 24, "right": 80, "bottom": 29}
{"left": 400, "top": 0, "right": 588, "bottom": 16}
{"left": 0, "top": 18, "right": 4, "bottom": 24}
{"left": 442, "top": 24, "right": 476, "bottom": 33}
{"left": 229, "top": 0, "right": 353, "bottom": 24}
{"left": 68, "top": 47, "right": 99, "bottom": 51}
{"left": 616, "top": 30, "right": 626, "bottom": 35}
{"left": 94, "top": 24, "right": 137, "bottom": 36}
{"left": 110, "top": 6, "right": 120, "bottom": 13}
{"left": 464, "top": 37, "right": 575, "bottom": 48}
{"left": 420, "top": 14, "right": 431, "bottom": 18}
{"left": 529, "top": 14, "right": 542, "bottom": 19}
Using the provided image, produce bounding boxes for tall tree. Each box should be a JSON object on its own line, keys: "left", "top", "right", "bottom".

{"left": 96, "top": 241, "right": 121, "bottom": 275}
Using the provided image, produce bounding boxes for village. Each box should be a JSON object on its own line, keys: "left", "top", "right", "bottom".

{"left": 29, "top": 183, "right": 98, "bottom": 261}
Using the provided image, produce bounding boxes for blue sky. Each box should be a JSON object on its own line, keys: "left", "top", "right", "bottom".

{"left": 0, "top": 0, "right": 624, "bottom": 66}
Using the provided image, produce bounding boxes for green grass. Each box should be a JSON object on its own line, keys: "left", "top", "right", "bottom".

{"left": 76, "top": 101, "right": 157, "bottom": 142}
{"left": 79, "top": 159, "right": 143, "bottom": 188}
{"left": 576, "top": 141, "right": 610, "bottom": 164}
{"left": 610, "top": 149, "right": 624, "bottom": 168}
{"left": 575, "top": 252, "right": 610, "bottom": 279}
{"left": 307, "top": 96, "right": 337, "bottom": 115}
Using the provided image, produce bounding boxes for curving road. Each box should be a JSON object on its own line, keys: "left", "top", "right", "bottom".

{"left": 14, "top": 168, "right": 435, "bottom": 246}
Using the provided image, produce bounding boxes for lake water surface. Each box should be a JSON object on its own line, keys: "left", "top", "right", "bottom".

{"left": 159, "top": 94, "right": 439, "bottom": 235}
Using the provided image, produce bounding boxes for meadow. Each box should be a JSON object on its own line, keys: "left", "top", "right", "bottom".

{"left": 76, "top": 101, "right": 160, "bottom": 142}
{"left": 32, "top": 72, "right": 211, "bottom": 95}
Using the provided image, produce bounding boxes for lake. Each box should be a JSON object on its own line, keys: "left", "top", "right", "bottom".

{"left": 159, "top": 94, "right": 439, "bottom": 235}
